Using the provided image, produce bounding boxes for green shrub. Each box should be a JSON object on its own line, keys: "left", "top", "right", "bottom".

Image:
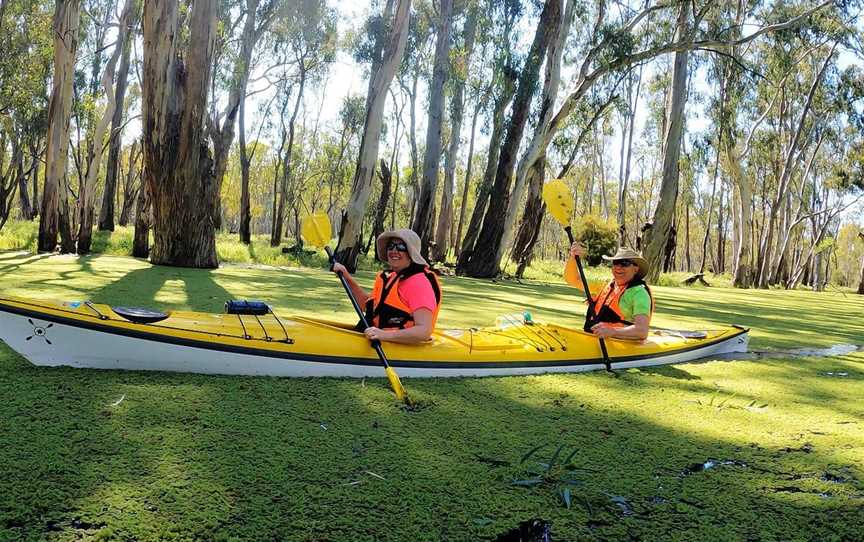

{"left": 0, "top": 220, "right": 38, "bottom": 251}
{"left": 572, "top": 214, "right": 618, "bottom": 266}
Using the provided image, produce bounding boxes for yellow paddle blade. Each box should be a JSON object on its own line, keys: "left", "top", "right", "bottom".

{"left": 542, "top": 179, "right": 574, "bottom": 227}
{"left": 300, "top": 213, "right": 332, "bottom": 248}
{"left": 385, "top": 366, "right": 410, "bottom": 404}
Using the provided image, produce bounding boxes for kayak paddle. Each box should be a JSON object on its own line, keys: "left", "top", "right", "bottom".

{"left": 541, "top": 179, "right": 613, "bottom": 372}
{"left": 300, "top": 213, "right": 412, "bottom": 405}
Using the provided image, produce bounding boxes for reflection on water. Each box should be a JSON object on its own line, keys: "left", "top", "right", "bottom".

{"left": 704, "top": 343, "right": 863, "bottom": 362}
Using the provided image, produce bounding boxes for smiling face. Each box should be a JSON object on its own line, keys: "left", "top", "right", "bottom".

{"left": 611, "top": 259, "right": 639, "bottom": 286}
{"left": 385, "top": 237, "right": 411, "bottom": 272}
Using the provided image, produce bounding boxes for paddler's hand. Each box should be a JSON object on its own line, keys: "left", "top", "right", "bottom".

{"left": 569, "top": 241, "right": 586, "bottom": 260}
{"left": 591, "top": 322, "right": 616, "bottom": 338}
{"left": 364, "top": 327, "right": 389, "bottom": 341}
{"left": 331, "top": 262, "right": 349, "bottom": 277}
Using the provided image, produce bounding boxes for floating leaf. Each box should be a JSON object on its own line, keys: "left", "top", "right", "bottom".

{"left": 562, "top": 448, "right": 579, "bottom": 467}
{"left": 561, "top": 487, "right": 572, "bottom": 508}
{"left": 521, "top": 443, "right": 548, "bottom": 464}
{"left": 547, "top": 444, "right": 566, "bottom": 473}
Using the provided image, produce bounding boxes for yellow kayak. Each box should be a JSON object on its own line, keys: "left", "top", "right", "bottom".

{"left": 0, "top": 296, "right": 748, "bottom": 377}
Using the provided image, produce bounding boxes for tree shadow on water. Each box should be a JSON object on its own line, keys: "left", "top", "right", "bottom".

{"left": 92, "top": 264, "right": 235, "bottom": 313}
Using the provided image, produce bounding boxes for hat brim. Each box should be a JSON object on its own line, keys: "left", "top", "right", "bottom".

{"left": 376, "top": 230, "right": 428, "bottom": 267}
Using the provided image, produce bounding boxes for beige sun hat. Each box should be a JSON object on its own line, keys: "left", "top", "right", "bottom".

{"left": 376, "top": 229, "right": 428, "bottom": 266}
{"left": 602, "top": 247, "right": 649, "bottom": 278}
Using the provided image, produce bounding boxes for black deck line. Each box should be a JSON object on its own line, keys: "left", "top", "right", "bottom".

{"left": 0, "top": 301, "right": 749, "bottom": 370}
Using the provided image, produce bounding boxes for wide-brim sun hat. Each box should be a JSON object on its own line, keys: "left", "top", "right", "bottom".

{"left": 602, "top": 247, "right": 649, "bottom": 278}
{"left": 376, "top": 229, "right": 428, "bottom": 267}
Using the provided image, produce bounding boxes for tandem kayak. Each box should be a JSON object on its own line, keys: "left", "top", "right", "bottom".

{"left": 0, "top": 296, "right": 749, "bottom": 378}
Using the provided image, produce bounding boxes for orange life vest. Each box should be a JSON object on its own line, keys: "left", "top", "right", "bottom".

{"left": 584, "top": 278, "right": 654, "bottom": 332}
{"left": 362, "top": 264, "right": 442, "bottom": 330}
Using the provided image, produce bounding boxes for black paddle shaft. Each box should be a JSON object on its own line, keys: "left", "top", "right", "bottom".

{"left": 564, "top": 226, "right": 613, "bottom": 372}
{"left": 325, "top": 247, "right": 391, "bottom": 368}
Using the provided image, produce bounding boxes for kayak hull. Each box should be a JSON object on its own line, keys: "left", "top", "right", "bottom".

{"left": 0, "top": 296, "right": 749, "bottom": 378}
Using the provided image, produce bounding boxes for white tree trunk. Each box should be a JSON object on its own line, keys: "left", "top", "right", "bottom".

{"left": 38, "top": 0, "right": 80, "bottom": 254}
{"left": 412, "top": 0, "right": 452, "bottom": 253}
{"left": 78, "top": 0, "right": 134, "bottom": 253}
{"left": 495, "top": 0, "right": 573, "bottom": 268}
{"left": 335, "top": 0, "right": 411, "bottom": 270}
{"left": 433, "top": 4, "right": 477, "bottom": 262}
{"left": 643, "top": 1, "right": 689, "bottom": 282}
{"left": 756, "top": 42, "right": 837, "bottom": 287}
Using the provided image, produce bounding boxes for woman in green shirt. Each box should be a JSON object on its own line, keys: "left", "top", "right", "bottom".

{"left": 563, "top": 244, "right": 654, "bottom": 340}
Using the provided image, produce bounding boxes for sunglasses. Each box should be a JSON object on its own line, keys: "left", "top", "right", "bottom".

{"left": 386, "top": 240, "right": 409, "bottom": 252}
{"left": 612, "top": 259, "right": 636, "bottom": 268}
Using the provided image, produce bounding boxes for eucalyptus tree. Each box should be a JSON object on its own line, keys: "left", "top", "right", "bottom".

{"left": 455, "top": 0, "right": 521, "bottom": 269}
{"left": 617, "top": 63, "right": 644, "bottom": 245}
{"left": 141, "top": 0, "right": 219, "bottom": 267}
{"left": 760, "top": 44, "right": 838, "bottom": 287}
{"left": 208, "top": 0, "right": 279, "bottom": 234}
{"left": 117, "top": 140, "right": 141, "bottom": 226}
{"left": 641, "top": 0, "right": 689, "bottom": 282}
{"left": 432, "top": 0, "right": 478, "bottom": 262}
{"left": 268, "top": 0, "right": 336, "bottom": 247}
{"left": 97, "top": 0, "right": 140, "bottom": 232}
{"left": 324, "top": 95, "right": 364, "bottom": 215}
{"left": 396, "top": 8, "right": 433, "bottom": 221}
{"left": 452, "top": 2, "right": 499, "bottom": 259}
{"left": 458, "top": 0, "right": 562, "bottom": 278}
{"left": 38, "top": 0, "right": 80, "bottom": 254}
{"left": 334, "top": 0, "right": 411, "bottom": 271}
{"left": 496, "top": 0, "right": 574, "bottom": 270}
{"left": 0, "top": 0, "right": 52, "bottom": 226}
{"left": 77, "top": 0, "right": 137, "bottom": 253}
{"left": 411, "top": 0, "right": 452, "bottom": 255}
{"left": 461, "top": 0, "right": 833, "bottom": 279}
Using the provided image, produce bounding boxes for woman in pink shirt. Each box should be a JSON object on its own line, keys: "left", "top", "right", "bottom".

{"left": 332, "top": 229, "right": 441, "bottom": 344}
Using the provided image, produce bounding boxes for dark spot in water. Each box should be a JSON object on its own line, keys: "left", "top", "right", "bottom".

{"left": 771, "top": 486, "right": 806, "bottom": 493}
{"left": 474, "top": 454, "right": 511, "bottom": 467}
{"left": 609, "top": 495, "right": 634, "bottom": 516}
{"left": 402, "top": 400, "right": 433, "bottom": 412}
{"left": 493, "top": 519, "right": 552, "bottom": 542}
{"left": 70, "top": 518, "right": 105, "bottom": 530}
{"left": 821, "top": 472, "right": 852, "bottom": 484}
{"left": 586, "top": 519, "right": 612, "bottom": 530}
{"left": 782, "top": 443, "right": 814, "bottom": 454}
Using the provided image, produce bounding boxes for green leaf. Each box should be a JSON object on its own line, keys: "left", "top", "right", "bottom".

{"left": 520, "top": 443, "right": 548, "bottom": 464}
